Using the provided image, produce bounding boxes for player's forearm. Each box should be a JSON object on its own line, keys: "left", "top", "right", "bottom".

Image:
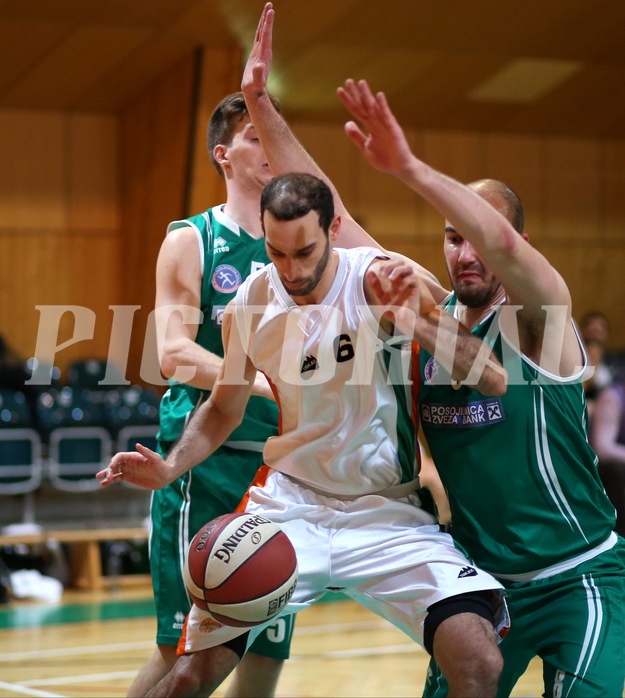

{"left": 396, "top": 157, "right": 515, "bottom": 261}
{"left": 245, "top": 90, "right": 349, "bottom": 216}
{"left": 249, "top": 92, "right": 312, "bottom": 170}
{"left": 166, "top": 399, "right": 244, "bottom": 479}
{"left": 415, "top": 309, "right": 508, "bottom": 396}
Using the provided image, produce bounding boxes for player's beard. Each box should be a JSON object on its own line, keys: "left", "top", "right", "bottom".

{"left": 449, "top": 268, "right": 501, "bottom": 309}
{"left": 286, "top": 237, "right": 331, "bottom": 297}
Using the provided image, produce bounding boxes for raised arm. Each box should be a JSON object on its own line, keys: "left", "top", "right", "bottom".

{"left": 338, "top": 79, "right": 581, "bottom": 373}
{"left": 241, "top": 4, "right": 372, "bottom": 247}
{"left": 97, "top": 304, "right": 256, "bottom": 489}
{"left": 365, "top": 257, "right": 507, "bottom": 396}
{"left": 241, "top": 4, "right": 447, "bottom": 302}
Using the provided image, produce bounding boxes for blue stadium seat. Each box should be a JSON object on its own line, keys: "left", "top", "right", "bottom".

{"left": 66, "top": 358, "right": 123, "bottom": 390}
{"left": 40, "top": 388, "right": 112, "bottom": 492}
{"left": 103, "top": 386, "right": 160, "bottom": 452}
{"left": 0, "top": 389, "right": 43, "bottom": 496}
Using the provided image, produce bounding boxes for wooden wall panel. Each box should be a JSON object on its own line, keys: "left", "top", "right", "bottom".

{"left": 420, "top": 131, "right": 486, "bottom": 242}
{"left": 590, "top": 245, "right": 625, "bottom": 349}
{"left": 187, "top": 45, "right": 241, "bottom": 215}
{"left": 67, "top": 113, "right": 119, "bottom": 232}
{"left": 539, "top": 242, "right": 625, "bottom": 348}
{"left": 544, "top": 138, "right": 601, "bottom": 241}
{"left": 352, "top": 131, "right": 422, "bottom": 245}
{"left": 603, "top": 139, "right": 625, "bottom": 243}
{"left": 0, "top": 110, "right": 120, "bottom": 377}
{"left": 294, "top": 123, "right": 359, "bottom": 210}
{"left": 119, "top": 53, "right": 197, "bottom": 385}
{"left": 484, "top": 134, "right": 546, "bottom": 240}
{"left": 0, "top": 232, "right": 42, "bottom": 357}
{"left": 0, "top": 110, "right": 66, "bottom": 229}
{"left": 0, "top": 229, "right": 120, "bottom": 372}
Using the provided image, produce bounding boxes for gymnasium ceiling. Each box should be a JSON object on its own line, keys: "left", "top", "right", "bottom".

{"left": 1, "top": 0, "right": 625, "bottom": 139}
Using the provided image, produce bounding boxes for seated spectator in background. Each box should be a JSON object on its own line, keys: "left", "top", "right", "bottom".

{"left": 578, "top": 311, "right": 613, "bottom": 418}
{"left": 579, "top": 310, "right": 610, "bottom": 346}
{"left": 583, "top": 339, "right": 613, "bottom": 420}
{"left": 590, "top": 382, "right": 625, "bottom": 537}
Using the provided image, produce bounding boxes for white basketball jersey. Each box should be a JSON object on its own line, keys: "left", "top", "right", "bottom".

{"left": 233, "top": 246, "right": 419, "bottom": 497}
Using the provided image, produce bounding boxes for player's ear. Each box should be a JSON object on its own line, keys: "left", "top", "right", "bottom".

{"left": 213, "top": 144, "right": 228, "bottom": 170}
{"left": 329, "top": 215, "right": 341, "bottom": 243}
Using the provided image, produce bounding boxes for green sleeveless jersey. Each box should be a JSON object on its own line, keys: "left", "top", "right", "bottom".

{"left": 419, "top": 296, "right": 616, "bottom": 577}
{"left": 157, "top": 205, "right": 278, "bottom": 449}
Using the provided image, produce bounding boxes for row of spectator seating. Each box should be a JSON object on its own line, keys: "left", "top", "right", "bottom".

{"left": 0, "top": 381, "right": 160, "bottom": 497}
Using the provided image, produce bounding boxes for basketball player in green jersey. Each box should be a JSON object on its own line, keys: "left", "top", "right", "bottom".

{"left": 127, "top": 92, "right": 295, "bottom": 697}
{"left": 338, "top": 79, "right": 625, "bottom": 698}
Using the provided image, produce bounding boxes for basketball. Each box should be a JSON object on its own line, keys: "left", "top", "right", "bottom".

{"left": 183, "top": 512, "right": 298, "bottom": 627}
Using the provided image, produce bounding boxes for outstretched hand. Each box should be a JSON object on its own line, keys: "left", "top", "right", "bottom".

{"left": 241, "top": 2, "right": 274, "bottom": 99}
{"left": 96, "top": 443, "right": 172, "bottom": 491}
{"left": 337, "top": 79, "right": 414, "bottom": 178}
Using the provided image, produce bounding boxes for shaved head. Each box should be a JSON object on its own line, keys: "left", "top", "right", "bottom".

{"left": 467, "top": 179, "right": 524, "bottom": 234}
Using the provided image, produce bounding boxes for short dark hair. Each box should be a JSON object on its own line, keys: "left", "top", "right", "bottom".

{"left": 207, "top": 91, "right": 281, "bottom": 179}
{"left": 261, "top": 173, "right": 335, "bottom": 234}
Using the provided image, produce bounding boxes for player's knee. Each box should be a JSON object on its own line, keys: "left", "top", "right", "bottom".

{"left": 423, "top": 591, "right": 495, "bottom": 656}
{"left": 169, "top": 655, "right": 211, "bottom": 697}
{"left": 424, "top": 592, "right": 503, "bottom": 693}
{"left": 467, "top": 638, "right": 503, "bottom": 680}
{"left": 168, "top": 644, "right": 244, "bottom": 698}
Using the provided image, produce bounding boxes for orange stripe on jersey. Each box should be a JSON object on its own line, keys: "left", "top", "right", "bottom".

{"left": 263, "top": 371, "right": 283, "bottom": 435}
{"left": 233, "top": 370, "right": 278, "bottom": 514}
{"left": 235, "top": 464, "right": 272, "bottom": 513}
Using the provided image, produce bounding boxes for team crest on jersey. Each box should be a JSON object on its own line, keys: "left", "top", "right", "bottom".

{"left": 212, "top": 264, "right": 241, "bottom": 292}
{"left": 423, "top": 356, "right": 440, "bottom": 385}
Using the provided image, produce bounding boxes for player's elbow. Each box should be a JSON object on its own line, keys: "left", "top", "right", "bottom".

{"left": 159, "top": 353, "right": 179, "bottom": 380}
{"left": 225, "top": 410, "right": 245, "bottom": 434}
{"left": 159, "top": 343, "right": 196, "bottom": 382}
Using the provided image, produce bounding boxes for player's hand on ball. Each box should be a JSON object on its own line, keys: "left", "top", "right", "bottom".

{"left": 96, "top": 443, "right": 170, "bottom": 490}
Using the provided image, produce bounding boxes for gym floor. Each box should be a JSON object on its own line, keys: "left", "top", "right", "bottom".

{"left": 0, "top": 584, "right": 547, "bottom": 698}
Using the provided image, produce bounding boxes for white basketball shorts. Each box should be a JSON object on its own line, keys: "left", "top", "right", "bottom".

{"left": 179, "top": 469, "right": 507, "bottom": 654}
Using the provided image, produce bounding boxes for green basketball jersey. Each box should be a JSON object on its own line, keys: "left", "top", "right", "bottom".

{"left": 419, "top": 296, "right": 616, "bottom": 577}
{"left": 157, "top": 205, "right": 278, "bottom": 448}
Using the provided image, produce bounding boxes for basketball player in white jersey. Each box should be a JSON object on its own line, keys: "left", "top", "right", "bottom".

{"left": 98, "top": 172, "right": 511, "bottom": 697}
